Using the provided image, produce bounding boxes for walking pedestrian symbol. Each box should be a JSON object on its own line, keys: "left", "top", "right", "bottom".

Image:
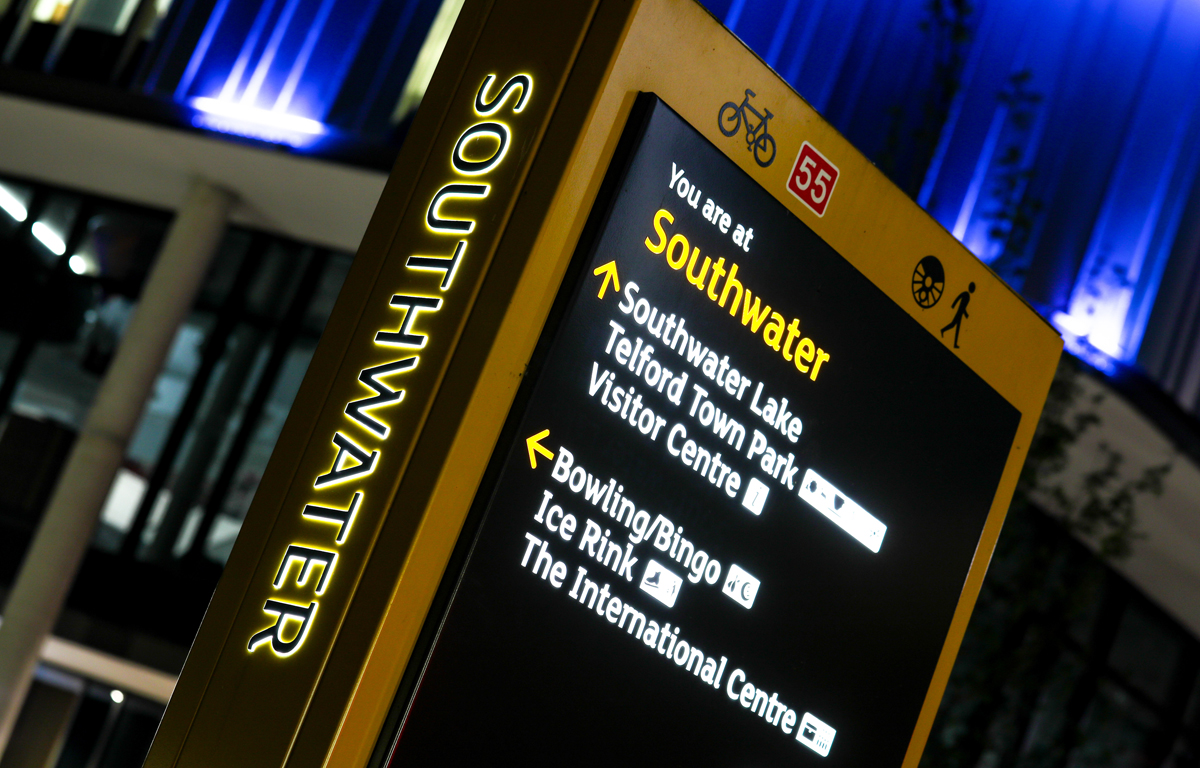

{"left": 940, "top": 282, "right": 975, "bottom": 349}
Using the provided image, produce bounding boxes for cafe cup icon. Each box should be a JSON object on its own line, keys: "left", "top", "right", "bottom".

{"left": 721, "top": 563, "right": 760, "bottom": 609}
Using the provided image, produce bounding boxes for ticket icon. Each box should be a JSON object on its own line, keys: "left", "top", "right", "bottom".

{"left": 797, "top": 712, "right": 836, "bottom": 756}
{"left": 639, "top": 559, "right": 682, "bottom": 608}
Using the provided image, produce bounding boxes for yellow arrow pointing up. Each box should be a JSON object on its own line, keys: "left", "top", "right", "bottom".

{"left": 593, "top": 260, "right": 620, "bottom": 299}
{"left": 526, "top": 429, "right": 554, "bottom": 469}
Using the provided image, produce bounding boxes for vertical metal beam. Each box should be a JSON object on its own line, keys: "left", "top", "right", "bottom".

{"left": 1, "top": 0, "right": 35, "bottom": 64}
{"left": 41, "top": 0, "right": 91, "bottom": 72}
{"left": 108, "top": 0, "right": 160, "bottom": 85}
{"left": 0, "top": 179, "right": 234, "bottom": 756}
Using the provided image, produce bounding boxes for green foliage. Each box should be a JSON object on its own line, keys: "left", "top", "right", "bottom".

{"left": 1015, "top": 354, "right": 1171, "bottom": 560}
{"left": 1070, "top": 442, "right": 1170, "bottom": 559}
{"left": 878, "top": 0, "right": 974, "bottom": 198}
{"left": 921, "top": 354, "right": 1175, "bottom": 767}
{"left": 986, "top": 69, "right": 1044, "bottom": 285}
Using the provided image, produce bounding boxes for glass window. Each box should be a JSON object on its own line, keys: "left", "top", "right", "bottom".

{"left": 924, "top": 507, "right": 1200, "bottom": 768}
{"left": 73, "top": 208, "right": 167, "bottom": 284}
{"left": 135, "top": 322, "right": 272, "bottom": 560}
{"left": 1020, "top": 651, "right": 1089, "bottom": 761}
{"left": 93, "top": 314, "right": 215, "bottom": 551}
{"left": 1108, "top": 602, "right": 1186, "bottom": 706}
{"left": 1069, "top": 680, "right": 1160, "bottom": 768}
{"left": 91, "top": 243, "right": 350, "bottom": 563}
{"left": 93, "top": 233, "right": 256, "bottom": 552}
{"left": 9, "top": 201, "right": 167, "bottom": 432}
{"left": 30, "top": 0, "right": 72, "bottom": 24}
{"left": 198, "top": 252, "right": 351, "bottom": 564}
{"left": 77, "top": 0, "right": 143, "bottom": 35}
{"left": 201, "top": 338, "right": 315, "bottom": 564}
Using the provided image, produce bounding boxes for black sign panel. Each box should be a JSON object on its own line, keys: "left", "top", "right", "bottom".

{"left": 380, "top": 95, "right": 1020, "bottom": 766}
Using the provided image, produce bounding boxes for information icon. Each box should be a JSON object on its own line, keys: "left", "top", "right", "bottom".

{"left": 639, "top": 560, "right": 683, "bottom": 608}
{"left": 912, "top": 255, "right": 945, "bottom": 309}
{"left": 742, "top": 477, "right": 769, "bottom": 516}
{"left": 797, "top": 712, "right": 836, "bottom": 757}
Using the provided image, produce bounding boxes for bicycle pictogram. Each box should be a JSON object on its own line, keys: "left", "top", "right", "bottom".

{"left": 718, "top": 89, "right": 777, "bottom": 167}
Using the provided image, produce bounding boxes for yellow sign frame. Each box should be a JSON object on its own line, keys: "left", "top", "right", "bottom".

{"left": 146, "top": 1, "right": 1061, "bottom": 766}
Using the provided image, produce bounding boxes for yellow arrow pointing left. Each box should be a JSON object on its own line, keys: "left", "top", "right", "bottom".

{"left": 526, "top": 429, "right": 554, "bottom": 469}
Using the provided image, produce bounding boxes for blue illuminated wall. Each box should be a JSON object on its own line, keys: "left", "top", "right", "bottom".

{"left": 138, "top": 0, "right": 442, "bottom": 146}
{"left": 704, "top": 0, "right": 1200, "bottom": 404}
{"left": 127, "top": 0, "right": 1200, "bottom": 411}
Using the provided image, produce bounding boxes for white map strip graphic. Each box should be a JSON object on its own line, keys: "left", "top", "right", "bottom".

{"left": 798, "top": 469, "right": 886, "bottom": 553}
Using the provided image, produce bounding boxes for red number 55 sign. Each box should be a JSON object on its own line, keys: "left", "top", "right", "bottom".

{"left": 787, "top": 141, "right": 839, "bottom": 217}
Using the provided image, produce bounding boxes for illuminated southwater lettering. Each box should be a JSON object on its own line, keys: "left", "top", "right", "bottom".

{"left": 273, "top": 545, "right": 337, "bottom": 595}
{"left": 301, "top": 492, "right": 362, "bottom": 544}
{"left": 375, "top": 295, "right": 443, "bottom": 348}
{"left": 474, "top": 73, "right": 531, "bottom": 115}
{"left": 407, "top": 241, "right": 466, "bottom": 290}
{"left": 427, "top": 184, "right": 489, "bottom": 234}
{"left": 247, "top": 599, "right": 317, "bottom": 656}
{"left": 453, "top": 122, "right": 510, "bottom": 175}
{"left": 250, "top": 71, "right": 534, "bottom": 658}
{"left": 344, "top": 357, "right": 418, "bottom": 438}
{"left": 313, "top": 432, "right": 378, "bottom": 488}
{"left": 645, "top": 208, "right": 831, "bottom": 381}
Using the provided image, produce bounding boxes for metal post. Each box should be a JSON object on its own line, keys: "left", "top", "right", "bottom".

{"left": 0, "top": 179, "right": 234, "bottom": 754}
{"left": 109, "top": 0, "right": 158, "bottom": 84}
{"left": 0, "top": 0, "right": 34, "bottom": 64}
{"left": 41, "top": 0, "right": 90, "bottom": 72}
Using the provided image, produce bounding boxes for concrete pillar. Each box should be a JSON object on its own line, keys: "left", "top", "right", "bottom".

{"left": 0, "top": 674, "right": 81, "bottom": 768}
{"left": 0, "top": 179, "right": 234, "bottom": 754}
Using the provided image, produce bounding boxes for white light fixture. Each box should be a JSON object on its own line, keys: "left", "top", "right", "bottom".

{"left": 110, "top": 689, "right": 125, "bottom": 704}
{"left": 68, "top": 254, "right": 88, "bottom": 275}
{"left": 190, "top": 97, "right": 325, "bottom": 135}
{"left": 1051, "top": 311, "right": 1091, "bottom": 338}
{"left": 31, "top": 222, "right": 66, "bottom": 255}
{"left": 0, "top": 185, "right": 27, "bottom": 222}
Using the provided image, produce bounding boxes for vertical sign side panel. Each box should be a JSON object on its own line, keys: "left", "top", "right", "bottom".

{"left": 287, "top": 2, "right": 637, "bottom": 765}
{"left": 141, "top": 3, "right": 498, "bottom": 766}
{"left": 160, "top": 2, "right": 601, "bottom": 767}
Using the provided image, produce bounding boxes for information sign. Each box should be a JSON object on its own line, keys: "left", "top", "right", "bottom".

{"left": 144, "top": 2, "right": 1062, "bottom": 766}
{"left": 378, "top": 94, "right": 1023, "bottom": 765}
